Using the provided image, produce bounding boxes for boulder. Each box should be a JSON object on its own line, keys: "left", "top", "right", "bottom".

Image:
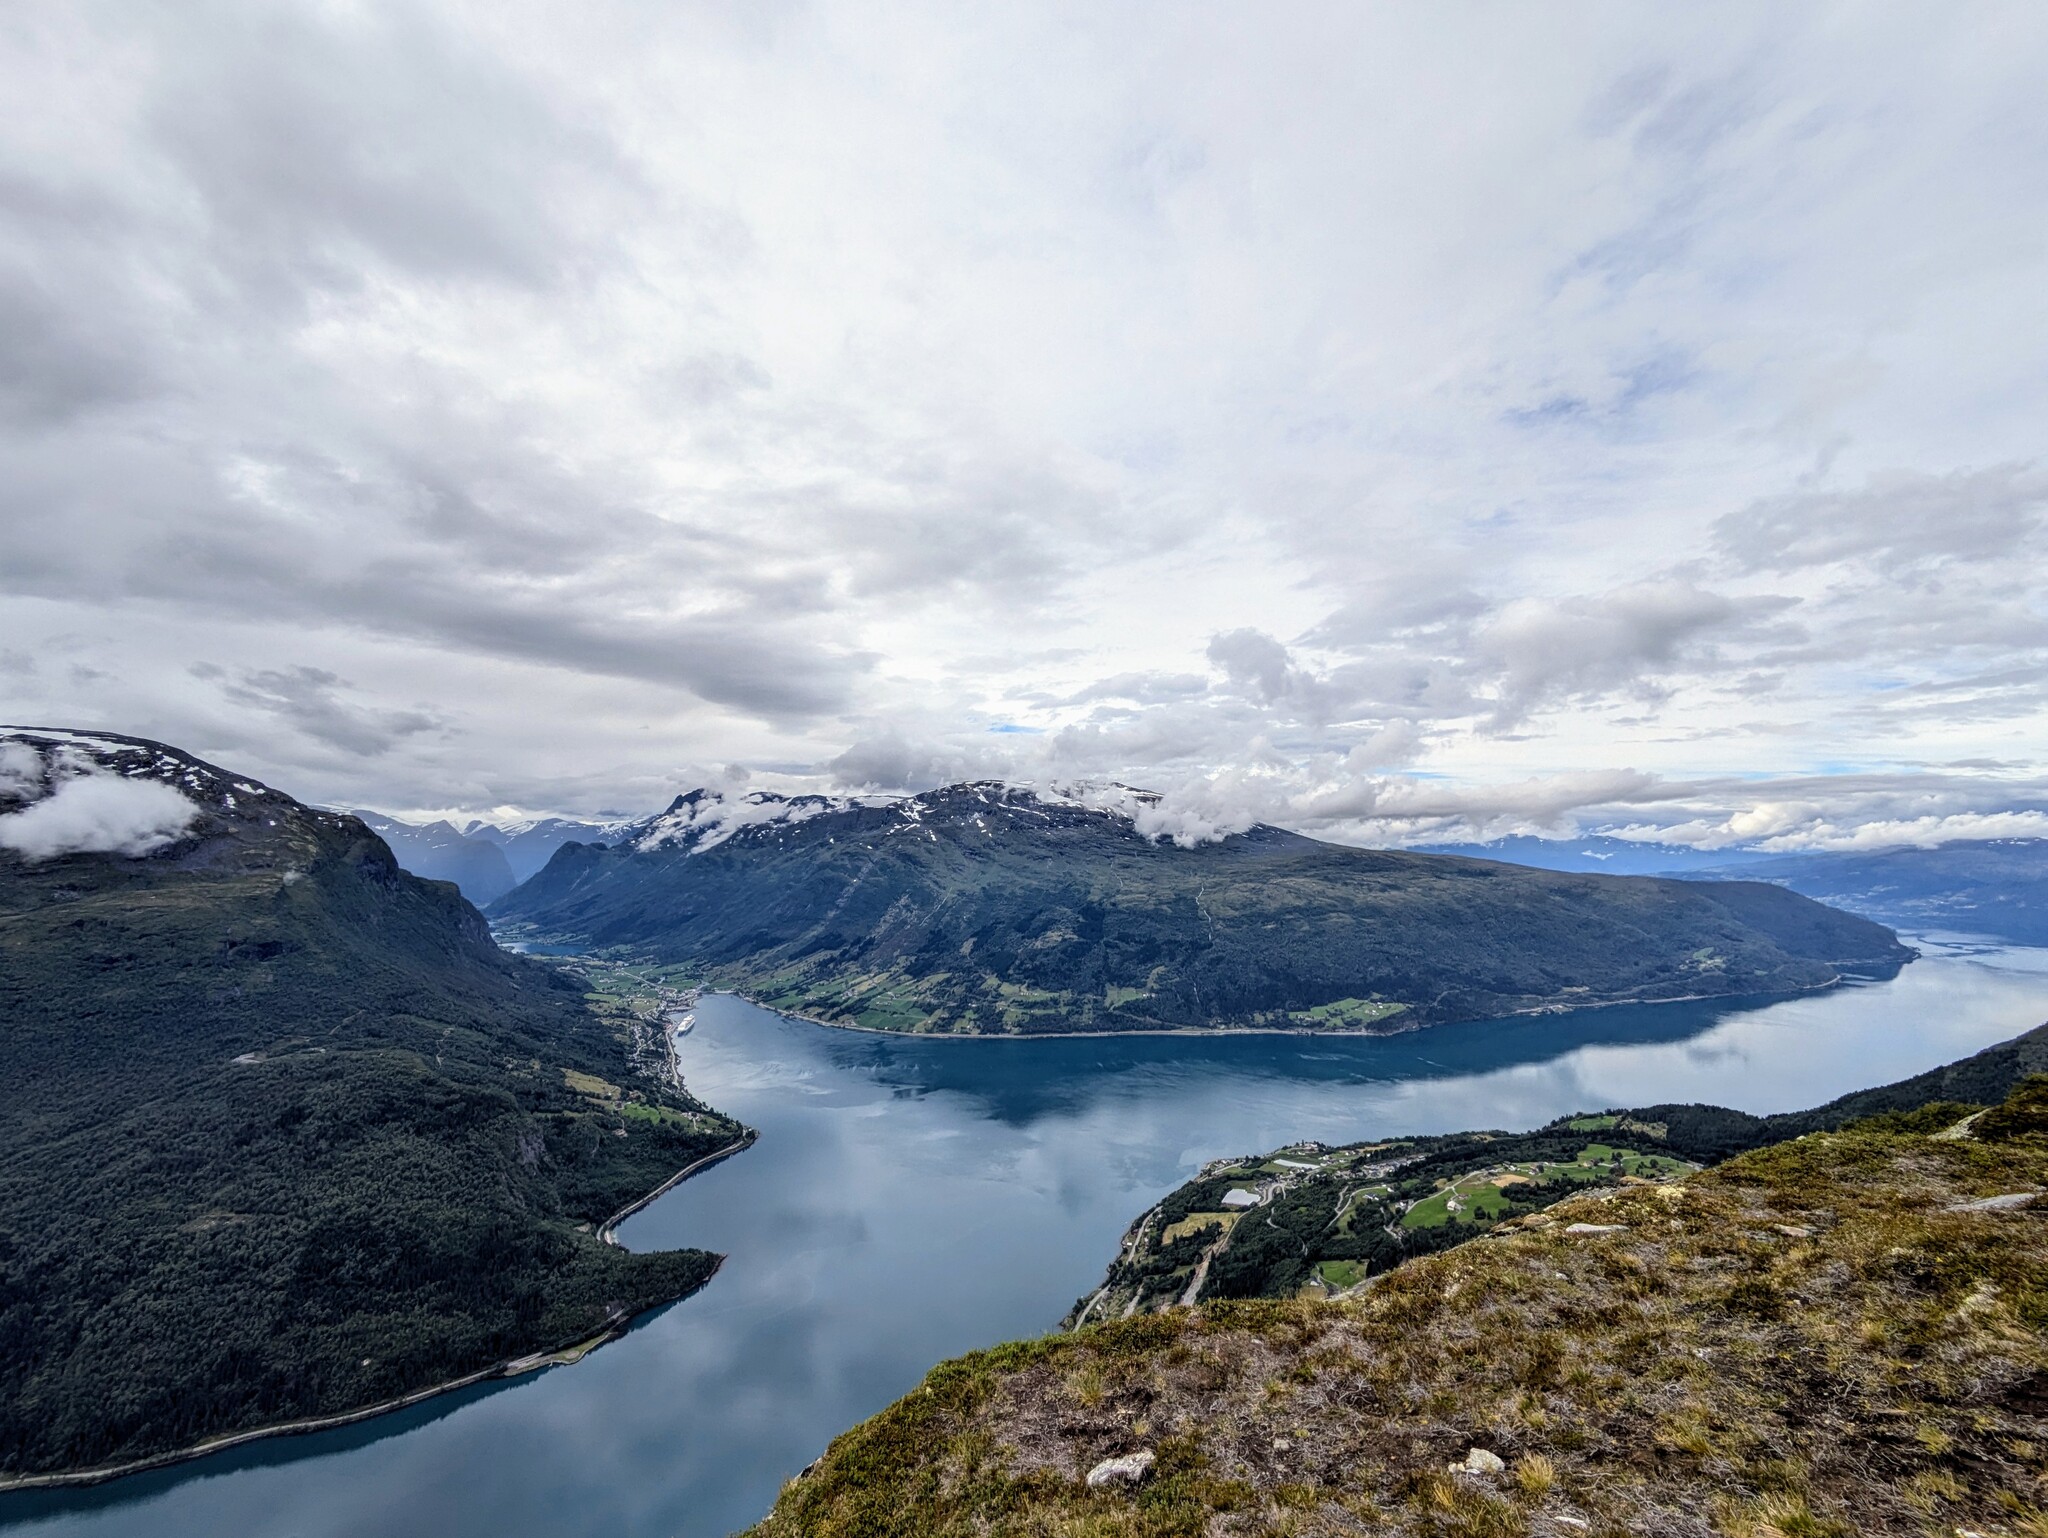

{"left": 1086, "top": 1450, "right": 1156, "bottom": 1489}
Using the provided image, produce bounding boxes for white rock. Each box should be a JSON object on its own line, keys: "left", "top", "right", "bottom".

{"left": 1461, "top": 1447, "right": 1506, "bottom": 1475}
{"left": 1563, "top": 1222, "right": 1628, "bottom": 1235}
{"left": 1086, "top": 1450, "right": 1156, "bottom": 1489}
{"left": 1949, "top": 1191, "right": 2040, "bottom": 1212}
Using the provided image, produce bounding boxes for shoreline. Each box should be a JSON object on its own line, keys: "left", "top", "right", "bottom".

{"left": 0, "top": 1132, "right": 758, "bottom": 1496}
{"left": 718, "top": 962, "right": 1891, "bottom": 1043}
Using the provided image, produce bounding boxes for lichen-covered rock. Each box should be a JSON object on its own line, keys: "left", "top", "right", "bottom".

{"left": 1084, "top": 1450, "right": 1154, "bottom": 1488}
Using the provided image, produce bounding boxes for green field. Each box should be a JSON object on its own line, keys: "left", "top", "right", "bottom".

{"left": 1402, "top": 1178, "right": 1515, "bottom": 1228}
{"left": 1315, "top": 1259, "right": 1366, "bottom": 1289}
{"left": 1287, "top": 997, "right": 1409, "bottom": 1029}
{"left": 1401, "top": 1143, "right": 1695, "bottom": 1228}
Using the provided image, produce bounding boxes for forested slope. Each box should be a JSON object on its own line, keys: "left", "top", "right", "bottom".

{"left": 0, "top": 730, "right": 744, "bottom": 1480}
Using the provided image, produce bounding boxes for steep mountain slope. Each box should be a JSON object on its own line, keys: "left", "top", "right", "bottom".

{"left": 1685, "top": 838, "right": 2048, "bottom": 945}
{"left": 492, "top": 783, "right": 1911, "bottom": 1035}
{"left": 0, "top": 729, "right": 745, "bottom": 1481}
{"left": 749, "top": 1076, "right": 2048, "bottom": 1538}
{"left": 1075, "top": 1021, "right": 2048, "bottom": 1316}
{"left": 352, "top": 810, "right": 520, "bottom": 904}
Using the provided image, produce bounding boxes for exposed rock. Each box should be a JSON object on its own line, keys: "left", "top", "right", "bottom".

{"left": 1458, "top": 1447, "right": 1505, "bottom": 1475}
{"left": 1085, "top": 1450, "right": 1155, "bottom": 1489}
{"left": 1950, "top": 1191, "right": 2040, "bottom": 1212}
{"left": 1564, "top": 1222, "right": 1628, "bottom": 1235}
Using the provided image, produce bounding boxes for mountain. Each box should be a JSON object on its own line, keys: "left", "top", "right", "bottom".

{"left": 0, "top": 728, "right": 746, "bottom": 1481}
{"left": 1415, "top": 833, "right": 1777, "bottom": 875}
{"left": 1072, "top": 1020, "right": 2048, "bottom": 1317}
{"left": 747, "top": 1071, "right": 2048, "bottom": 1538}
{"left": 1682, "top": 838, "right": 2048, "bottom": 945}
{"left": 466, "top": 815, "right": 631, "bottom": 884}
{"left": 490, "top": 782, "right": 1911, "bottom": 1035}
{"left": 351, "top": 810, "right": 520, "bottom": 904}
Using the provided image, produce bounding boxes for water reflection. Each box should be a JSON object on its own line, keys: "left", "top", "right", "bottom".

{"left": 6, "top": 942, "right": 2043, "bottom": 1538}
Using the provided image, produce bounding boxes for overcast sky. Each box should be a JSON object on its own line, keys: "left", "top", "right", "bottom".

{"left": 4, "top": 2, "right": 2047, "bottom": 848}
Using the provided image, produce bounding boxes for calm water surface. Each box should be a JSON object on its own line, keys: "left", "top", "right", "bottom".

{"left": 8, "top": 940, "right": 2048, "bottom": 1538}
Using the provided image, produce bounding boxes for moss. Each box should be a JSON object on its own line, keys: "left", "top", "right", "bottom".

{"left": 1978, "top": 1073, "right": 2048, "bottom": 1140}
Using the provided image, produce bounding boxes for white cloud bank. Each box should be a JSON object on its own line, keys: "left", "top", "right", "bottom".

{"left": 0, "top": 748, "right": 202, "bottom": 861}
{"left": 1, "top": 6, "right": 2045, "bottom": 839}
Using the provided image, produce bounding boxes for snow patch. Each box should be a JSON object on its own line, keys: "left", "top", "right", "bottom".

{"left": 630, "top": 788, "right": 902, "bottom": 854}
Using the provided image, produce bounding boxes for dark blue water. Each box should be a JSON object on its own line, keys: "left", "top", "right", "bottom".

{"left": 8, "top": 940, "right": 2047, "bottom": 1537}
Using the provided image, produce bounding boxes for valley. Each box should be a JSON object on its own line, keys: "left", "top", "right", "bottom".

{"left": 10, "top": 943, "right": 2047, "bottom": 1537}
{"left": 3, "top": 732, "right": 2042, "bottom": 1536}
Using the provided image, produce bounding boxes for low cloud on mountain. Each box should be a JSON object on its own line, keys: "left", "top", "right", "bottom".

{"left": 0, "top": 745, "right": 201, "bottom": 861}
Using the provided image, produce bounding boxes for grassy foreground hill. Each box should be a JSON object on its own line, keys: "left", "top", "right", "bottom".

{"left": 0, "top": 729, "right": 745, "bottom": 1482}
{"left": 492, "top": 783, "right": 1910, "bottom": 1036}
{"left": 750, "top": 1075, "right": 2048, "bottom": 1538}
{"left": 1073, "top": 1022, "right": 2048, "bottom": 1320}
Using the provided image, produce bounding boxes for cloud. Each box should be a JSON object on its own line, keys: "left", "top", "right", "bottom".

{"left": 1206, "top": 629, "right": 1295, "bottom": 705}
{"left": 216, "top": 667, "right": 445, "bottom": 758}
{"left": 0, "top": 757, "right": 200, "bottom": 860}
{"left": 0, "top": 740, "right": 42, "bottom": 798}
{"left": 1713, "top": 465, "right": 2048, "bottom": 578}
{"left": 0, "top": 6, "right": 2044, "bottom": 832}
{"left": 1468, "top": 581, "right": 1783, "bottom": 727}
{"left": 827, "top": 732, "right": 994, "bottom": 791}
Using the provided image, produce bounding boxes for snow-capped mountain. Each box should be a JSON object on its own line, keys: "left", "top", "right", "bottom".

{"left": 490, "top": 777, "right": 1909, "bottom": 1037}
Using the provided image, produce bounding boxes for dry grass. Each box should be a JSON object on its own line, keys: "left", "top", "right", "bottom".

{"left": 749, "top": 1085, "right": 2048, "bottom": 1538}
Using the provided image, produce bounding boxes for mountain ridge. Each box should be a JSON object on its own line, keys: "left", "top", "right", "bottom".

{"left": 492, "top": 779, "right": 1912, "bottom": 1036}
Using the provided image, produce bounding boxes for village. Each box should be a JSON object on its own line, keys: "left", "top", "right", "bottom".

{"left": 1068, "top": 1117, "right": 1701, "bottom": 1323}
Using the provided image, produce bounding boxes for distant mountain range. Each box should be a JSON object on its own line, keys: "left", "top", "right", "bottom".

{"left": 1426, "top": 833, "right": 2048, "bottom": 946}
{"left": 1682, "top": 840, "right": 2048, "bottom": 946}
{"left": 0, "top": 729, "right": 741, "bottom": 1480}
{"left": 463, "top": 815, "right": 632, "bottom": 883}
{"left": 491, "top": 781, "right": 1910, "bottom": 1035}
{"left": 351, "top": 810, "right": 520, "bottom": 904}
{"left": 353, "top": 805, "right": 2048, "bottom": 953}
{"left": 344, "top": 812, "right": 628, "bottom": 901}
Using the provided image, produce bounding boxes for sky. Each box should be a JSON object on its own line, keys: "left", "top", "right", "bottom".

{"left": 3, "top": 1, "right": 2047, "bottom": 850}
